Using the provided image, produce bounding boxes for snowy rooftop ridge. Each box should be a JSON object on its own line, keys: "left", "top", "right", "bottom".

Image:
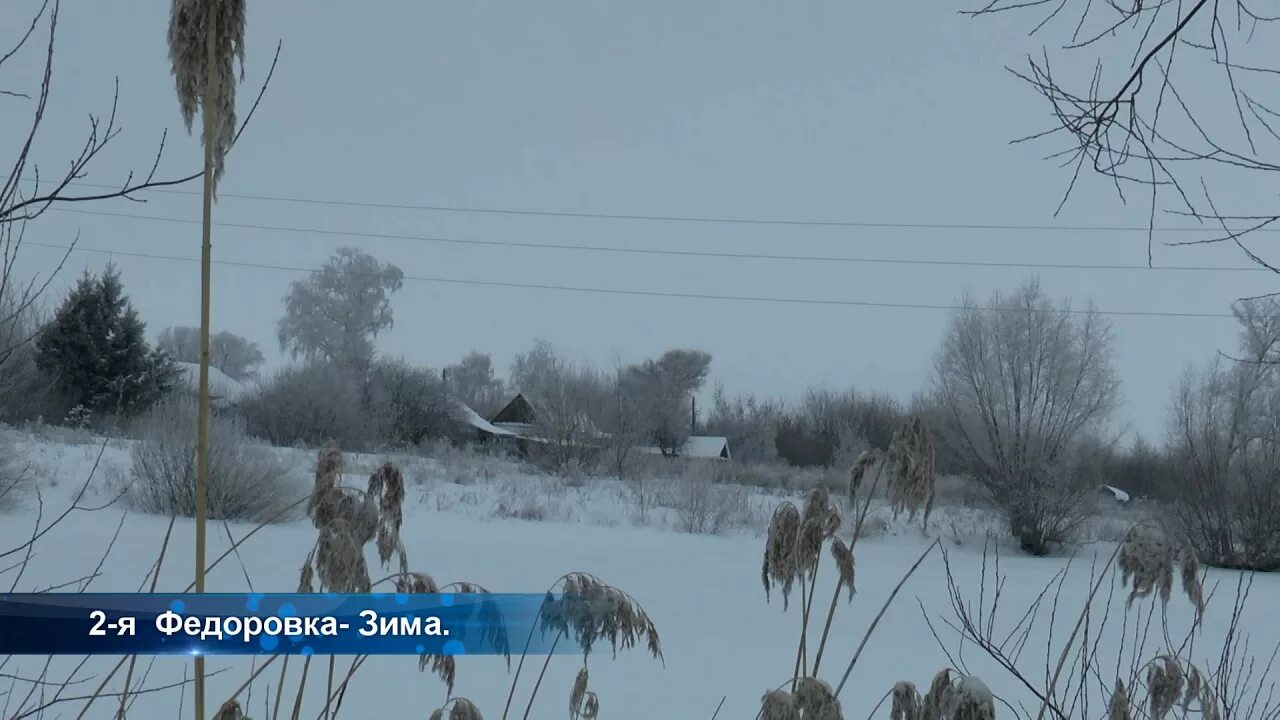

{"left": 171, "top": 362, "right": 246, "bottom": 404}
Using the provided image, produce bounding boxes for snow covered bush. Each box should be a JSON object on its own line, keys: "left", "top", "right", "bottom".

{"left": 664, "top": 460, "right": 751, "bottom": 534}
{"left": 123, "top": 395, "right": 299, "bottom": 522}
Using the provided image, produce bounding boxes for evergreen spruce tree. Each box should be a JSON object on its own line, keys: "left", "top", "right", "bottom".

{"left": 35, "top": 264, "right": 176, "bottom": 418}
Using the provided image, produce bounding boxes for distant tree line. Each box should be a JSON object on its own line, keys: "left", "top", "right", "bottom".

{"left": 2, "top": 248, "right": 1274, "bottom": 567}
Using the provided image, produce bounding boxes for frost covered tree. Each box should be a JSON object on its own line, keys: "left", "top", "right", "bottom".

{"left": 622, "top": 348, "right": 712, "bottom": 456}
{"left": 277, "top": 247, "right": 404, "bottom": 376}
{"left": 158, "top": 325, "right": 264, "bottom": 381}
{"left": 932, "top": 278, "right": 1119, "bottom": 555}
{"left": 35, "top": 265, "right": 176, "bottom": 418}
{"left": 444, "top": 351, "right": 506, "bottom": 417}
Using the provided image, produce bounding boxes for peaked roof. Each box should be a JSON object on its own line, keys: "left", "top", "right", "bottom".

{"left": 682, "top": 435, "right": 731, "bottom": 460}
{"left": 454, "top": 400, "right": 517, "bottom": 437}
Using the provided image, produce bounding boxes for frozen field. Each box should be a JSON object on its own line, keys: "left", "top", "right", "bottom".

{"left": 1, "top": 429, "right": 1276, "bottom": 719}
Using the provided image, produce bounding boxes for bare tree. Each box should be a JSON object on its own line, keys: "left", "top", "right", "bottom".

{"left": 509, "top": 341, "right": 606, "bottom": 473}
{"left": 444, "top": 351, "right": 506, "bottom": 417}
{"left": 704, "top": 385, "right": 782, "bottom": 466}
{"left": 968, "top": 0, "right": 1280, "bottom": 273}
{"left": 932, "top": 278, "right": 1120, "bottom": 554}
{"left": 599, "top": 364, "right": 648, "bottom": 482}
{"left": 1167, "top": 296, "right": 1280, "bottom": 570}
{"left": 158, "top": 325, "right": 265, "bottom": 381}
{"left": 277, "top": 247, "right": 404, "bottom": 376}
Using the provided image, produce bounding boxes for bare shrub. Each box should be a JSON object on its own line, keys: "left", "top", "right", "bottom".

{"left": 932, "top": 279, "right": 1119, "bottom": 555}
{"left": 123, "top": 395, "right": 299, "bottom": 522}
{"left": 664, "top": 461, "right": 751, "bottom": 534}
{"left": 0, "top": 431, "right": 34, "bottom": 511}
{"left": 239, "top": 359, "right": 369, "bottom": 449}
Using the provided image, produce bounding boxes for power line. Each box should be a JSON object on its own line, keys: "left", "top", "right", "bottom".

{"left": 20, "top": 238, "right": 1236, "bottom": 319}
{"left": 46, "top": 208, "right": 1271, "bottom": 274}
{"left": 48, "top": 179, "right": 1273, "bottom": 234}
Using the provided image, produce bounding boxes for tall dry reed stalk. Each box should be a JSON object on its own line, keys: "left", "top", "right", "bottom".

{"left": 167, "top": 2, "right": 247, "bottom": 716}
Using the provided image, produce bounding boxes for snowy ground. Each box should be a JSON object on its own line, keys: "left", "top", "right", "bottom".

{"left": 1, "top": 428, "right": 1276, "bottom": 719}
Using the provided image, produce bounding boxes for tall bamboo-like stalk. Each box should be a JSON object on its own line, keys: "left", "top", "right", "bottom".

{"left": 193, "top": 10, "right": 215, "bottom": 716}
{"left": 167, "top": 1, "right": 246, "bottom": 718}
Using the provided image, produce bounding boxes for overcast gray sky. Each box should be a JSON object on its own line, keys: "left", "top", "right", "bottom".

{"left": 6, "top": 0, "right": 1272, "bottom": 441}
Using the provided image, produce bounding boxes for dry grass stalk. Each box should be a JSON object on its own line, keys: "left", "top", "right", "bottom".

{"left": 947, "top": 676, "right": 995, "bottom": 720}
{"left": 797, "top": 488, "right": 841, "bottom": 577}
{"left": 441, "top": 581, "right": 512, "bottom": 666}
{"left": 761, "top": 689, "right": 801, "bottom": 720}
{"left": 830, "top": 538, "right": 856, "bottom": 602}
{"left": 419, "top": 654, "right": 456, "bottom": 695}
{"left": 795, "top": 677, "right": 844, "bottom": 720}
{"left": 570, "top": 667, "right": 589, "bottom": 717}
{"left": 1107, "top": 678, "right": 1133, "bottom": 720}
{"left": 167, "top": 0, "right": 246, "bottom": 186}
{"left": 849, "top": 449, "right": 883, "bottom": 501}
{"left": 886, "top": 416, "right": 936, "bottom": 524}
{"left": 1146, "top": 656, "right": 1184, "bottom": 720}
{"left": 315, "top": 519, "right": 371, "bottom": 593}
{"left": 540, "top": 573, "right": 662, "bottom": 661}
{"left": 1117, "top": 524, "right": 1205, "bottom": 622}
{"left": 763, "top": 502, "right": 803, "bottom": 609}
{"left": 890, "top": 682, "right": 922, "bottom": 720}
{"left": 369, "top": 462, "right": 407, "bottom": 571}
{"left": 922, "top": 669, "right": 952, "bottom": 720}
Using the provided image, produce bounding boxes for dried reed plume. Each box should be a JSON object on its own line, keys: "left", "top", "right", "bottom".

{"left": 1108, "top": 679, "right": 1133, "bottom": 720}
{"left": 891, "top": 670, "right": 995, "bottom": 720}
{"left": 315, "top": 519, "right": 371, "bottom": 593}
{"left": 167, "top": 0, "right": 246, "bottom": 187}
{"left": 1117, "top": 524, "right": 1205, "bottom": 623}
{"left": 1146, "top": 656, "right": 1183, "bottom": 720}
{"left": 440, "top": 581, "right": 511, "bottom": 666}
{"left": 211, "top": 698, "right": 244, "bottom": 720}
{"left": 569, "top": 666, "right": 600, "bottom": 719}
{"left": 763, "top": 488, "right": 841, "bottom": 610}
{"left": 797, "top": 488, "right": 841, "bottom": 577}
{"left": 946, "top": 676, "right": 994, "bottom": 720}
{"left": 830, "top": 537, "right": 856, "bottom": 601}
{"left": 429, "top": 697, "right": 484, "bottom": 720}
{"left": 540, "top": 573, "right": 663, "bottom": 661}
{"left": 890, "top": 682, "right": 922, "bottom": 720}
{"left": 385, "top": 571, "right": 458, "bottom": 691}
{"left": 369, "top": 462, "right": 407, "bottom": 571}
{"left": 886, "top": 416, "right": 936, "bottom": 524}
{"left": 795, "top": 677, "right": 844, "bottom": 720}
{"left": 761, "top": 689, "right": 801, "bottom": 720}
{"left": 763, "top": 502, "right": 802, "bottom": 609}
{"left": 849, "top": 448, "right": 883, "bottom": 501}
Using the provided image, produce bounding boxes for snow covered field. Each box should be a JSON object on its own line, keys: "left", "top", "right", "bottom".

{"left": 1, "top": 429, "right": 1276, "bottom": 719}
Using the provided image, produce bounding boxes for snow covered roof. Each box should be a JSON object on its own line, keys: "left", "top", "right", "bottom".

{"left": 642, "top": 436, "right": 732, "bottom": 461}
{"left": 681, "top": 436, "right": 731, "bottom": 460}
{"left": 454, "top": 401, "right": 517, "bottom": 437}
{"left": 1098, "top": 484, "right": 1131, "bottom": 503}
{"left": 172, "top": 362, "right": 245, "bottom": 405}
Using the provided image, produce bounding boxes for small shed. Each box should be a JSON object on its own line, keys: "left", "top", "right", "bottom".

{"left": 1098, "top": 484, "right": 1131, "bottom": 504}
{"left": 642, "top": 436, "right": 732, "bottom": 462}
